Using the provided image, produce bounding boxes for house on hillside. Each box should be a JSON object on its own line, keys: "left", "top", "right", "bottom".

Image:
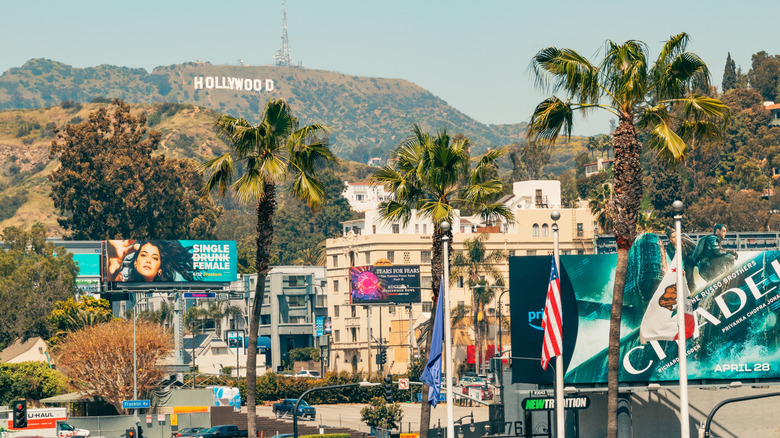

{"left": 0, "top": 337, "right": 49, "bottom": 364}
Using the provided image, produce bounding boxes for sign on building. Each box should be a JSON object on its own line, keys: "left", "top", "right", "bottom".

{"left": 349, "top": 265, "right": 421, "bottom": 304}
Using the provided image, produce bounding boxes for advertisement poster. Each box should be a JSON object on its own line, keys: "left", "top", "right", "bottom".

{"left": 104, "top": 240, "right": 237, "bottom": 283}
{"left": 349, "top": 265, "right": 421, "bottom": 304}
{"left": 510, "top": 232, "right": 780, "bottom": 385}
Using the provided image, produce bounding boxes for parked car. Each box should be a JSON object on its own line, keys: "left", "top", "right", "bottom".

{"left": 269, "top": 435, "right": 294, "bottom": 438}
{"left": 462, "top": 383, "right": 493, "bottom": 400}
{"left": 171, "top": 428, "right": 205, "bottom": 438}
{"left": 278, "top": 370, "right": 294, "bottom": 378}
{"left": 459, "top": 376, "right": 486, "bottom": 386}
{"left": 294, "top": 370, "right": 321, "bottom": 378}
{"left": 194, "top": 425, "right": 248, "bottom": 438}
{"left": 272, "top": 399, "right": 316, "bottom": 419}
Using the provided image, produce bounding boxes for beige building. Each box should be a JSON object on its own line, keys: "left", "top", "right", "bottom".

{"left": 325, "top": 180, "right": 597, "bottom": 376}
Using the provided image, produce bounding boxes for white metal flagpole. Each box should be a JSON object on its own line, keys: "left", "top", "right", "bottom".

{"left": 441, "top": 221, "right": 454, "bottom": 438}
{"left": 673, "top": 200, "right": 689, "bottom": 438}
{"left": 551, "top": 211, "right": 564, "bottom": 437}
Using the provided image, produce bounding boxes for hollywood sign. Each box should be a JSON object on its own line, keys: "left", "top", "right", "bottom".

{"left": 193, "top": 76, "right": 275, "bottom": 93}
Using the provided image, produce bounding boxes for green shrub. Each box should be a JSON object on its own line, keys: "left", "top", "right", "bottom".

{"left": 299, "top": 434, "right": 350, "bottom": 438}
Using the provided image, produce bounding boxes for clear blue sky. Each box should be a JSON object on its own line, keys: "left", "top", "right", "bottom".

{"left": 1, "top": 0, "right": 777, "bottom": 136}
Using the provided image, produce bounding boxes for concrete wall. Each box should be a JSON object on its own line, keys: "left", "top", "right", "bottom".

{"left": 69, "top": 412, "right": 210, "bottom": 438}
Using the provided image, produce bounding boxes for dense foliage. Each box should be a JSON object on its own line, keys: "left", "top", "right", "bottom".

{"left": 47, "top": 296, "right": 113, "bottom": 346}
{"left": 0, "top": 224, "right": 77, "bottom": 349}
{"left": 0, "top": 362, "right": 70, "bottom": 404}
{"left": 360, "top": 397, "right": 404, "bottom": 430}
{"left": 49, "top": 99, "right": 221, "bottom": 240}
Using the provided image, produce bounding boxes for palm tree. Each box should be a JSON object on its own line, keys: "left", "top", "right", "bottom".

{"left": 527, "top": 33, "right": 729, "bottom": 437}
{"left": 201, "top": 99, "right": 334, "bottom": 438}
{"left": 589, "top": 182, "right": 615, "bottom": 233}
{"left": 451, "top": 232, "right": 506, "bottom": 375}
{"left": 372, "top": 124, "right": 512, "bottom": 437}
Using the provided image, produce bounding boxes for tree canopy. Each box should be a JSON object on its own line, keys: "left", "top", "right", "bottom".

{"left": 0, "top": 224, "right": 77, "bottom": 349}
{"left": 49, "top": 99, "right": 221, "bottom": 240}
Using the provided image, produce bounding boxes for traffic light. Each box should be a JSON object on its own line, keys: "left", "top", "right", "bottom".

{"left": 126, "top": 429, "right": 135, "bottom": 438}
{"left": 384, "top": 375, "right": 393, "bottom": 403}
{"left": 138, "top": 426, "right": 144, "bottom": 438}
{"left": 379, "top": 348, "right": 387, "bottom": 364}
{"left": 13, "top": 400, "right": 26, "bottom": 428}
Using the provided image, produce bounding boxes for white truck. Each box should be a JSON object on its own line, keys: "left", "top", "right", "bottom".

{"left": 2, "top": 407, "right": 89, "bottom": 438}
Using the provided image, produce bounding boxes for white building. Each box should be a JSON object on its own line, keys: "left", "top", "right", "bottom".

{"left": 342, "top": 181, "right": 393, "bottom": 213}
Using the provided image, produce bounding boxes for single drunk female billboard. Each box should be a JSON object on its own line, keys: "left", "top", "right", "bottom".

{"left": 511, "top": 232, "right": 780, "bottom": 385}
{"left": 349, "top": 265, "right": 421, "bottom": 304}
{"left": 104, "top": 240, "right": 237, "bottom": 283}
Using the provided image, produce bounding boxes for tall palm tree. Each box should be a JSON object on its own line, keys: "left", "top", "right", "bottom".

{"left": 201, "top": 99, "right": 334, "bottom": 438}
{"left": 451, "top": 232, "right": 506, "bottom": 375}
{"left": 527, "top": 33, "right": 729, "bottom": 437}
{"left": 589, "top": 182, "right": 615, "bottom": 233}
{"left": 372, "top": 124, "right": 512, "bottom": 437}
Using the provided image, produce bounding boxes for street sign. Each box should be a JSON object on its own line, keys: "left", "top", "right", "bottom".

{"left": 146, "top": 415, "right": 152, "bottom": 424}
{"left": 398, "top": 378, "right": 410, "bottom": 389}
{"left": 122, "top": 400, "right": 151, "bottom": 409}
{"left": 521, "top": 396, "right": 590, "bottom": 411}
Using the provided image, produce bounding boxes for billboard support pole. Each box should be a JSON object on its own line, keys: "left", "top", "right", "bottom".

{"left": 366, "top": 306, "right": 372, "bottom": 376}
{"left": 673, "top": 200, "right": 690, "bottom": 438}
{"left": 551, "top": 211, "right": 564, "bottom": 438}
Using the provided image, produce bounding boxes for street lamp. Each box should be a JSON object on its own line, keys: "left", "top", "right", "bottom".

{"left": 293, "top": 381, "right": 380, "bottom": 438}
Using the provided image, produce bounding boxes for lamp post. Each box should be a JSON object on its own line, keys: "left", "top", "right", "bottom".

{"left": 293, "top": 381, "right": 379, "bottom": 438}
{"left": 551, "top": 210, "right": 564, "bottom": 438}
{"left": 441, "top": 221, "right": 454, "bottom": 438}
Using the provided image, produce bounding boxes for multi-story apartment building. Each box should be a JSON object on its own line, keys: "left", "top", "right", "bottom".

{"left": 325, "top": 180, "right": 598, "bottom": 376}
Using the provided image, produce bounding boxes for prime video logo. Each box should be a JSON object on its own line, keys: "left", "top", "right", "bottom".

{"left": 528, "top": 309, "right": 544, "bottom": 331}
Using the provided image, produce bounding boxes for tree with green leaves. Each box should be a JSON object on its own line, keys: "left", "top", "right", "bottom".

{"left": 372, "top": 124, "right": 512, "bottom": 437}
{"left": 0, "top": 224, "right": 78, "bottom": 349}
{"left": 722, "top": 52, "right": 737, "bottom": 92}
{"left": 48, "top": 297, "right": 113, "bottom": 346}
{"left": 527, "top": 32, "right": 729, "bottom": 437}
{"left": 451, "top": 232, "right": 506, "bottom": 375}
{"left": 0, "top": 362, "right": 70, "bottom": 405}
{"left": 201, "top": 99, "right": 334, "bottom": 438}
{"left": 360, "top": 396, "right": 404, "bottom": 431}
{"left": 49, "top": 99, "right": 220, "bottom": 240}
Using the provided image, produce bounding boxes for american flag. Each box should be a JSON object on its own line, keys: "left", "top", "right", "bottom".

{"left": 541, "top": 256, "right": 562, "bottom": 370}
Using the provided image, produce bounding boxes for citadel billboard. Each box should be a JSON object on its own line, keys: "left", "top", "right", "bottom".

{"left": 510, "top": 233, "right": 780, "bottom": 385}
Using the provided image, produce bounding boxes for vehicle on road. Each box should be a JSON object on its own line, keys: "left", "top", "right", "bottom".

{"left": 2, "top": 407, "right": 89, "bottom": 438}
{"left": 459, "top": 376, "right": 486, "bottom": 386}
{"left": 272, "top": 399, "right": 316, "bottom": 419}
{"left": 193, "top": 425, "right": 248, "bottom": 438}
{"left": 269, "top": 435, "right": 294, "bottom": 438}
{"left": 293, "top": 370, "right": 321, "bottom": 378}
{"left": 462, "top": 383, "right": 493, "bottom": 401}
{"left": 171, "top": 427, "right": 205, "bottom": 438}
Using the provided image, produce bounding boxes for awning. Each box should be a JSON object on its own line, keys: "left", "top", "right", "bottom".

{"left": 257, "top": 336, "right": 272, "bottom": 350}
{"left": 41, "top": 392, "right": 96, "bottom": 404}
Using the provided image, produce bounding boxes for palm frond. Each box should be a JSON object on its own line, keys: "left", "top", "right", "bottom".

{"left": 531, "top": 47, "right": 601, "bottom": 104}
{"left": 526, "top": 97, "right": 574, "bottom": 144}
{"left": 648, "top": 121, "right": 687, "bottom": 162}
{"left": 602, "top": 40, "right": 648, "bottom": 108}
{"left": 290, "top": 172, "right": 326, "bottom": 210}
{"left": 201, "top": 153, "right": 236, "bottom": 198}
{"left": 376, "top": 200, "right": 413, "bottom": 226}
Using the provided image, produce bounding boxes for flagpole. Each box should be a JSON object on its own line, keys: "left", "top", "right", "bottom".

{"left": 441, "top": 221, "right": 454, "bottom": 438}
{"left": 551, "top": 211, "right": 564, "bottom": 438}
{"left": 673, "top": 200, "right": 689, "bottom": 438}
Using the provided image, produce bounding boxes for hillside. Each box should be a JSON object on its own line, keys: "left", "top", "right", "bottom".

{"left": 0, "top": 59, "right": 528, "bottom": 162}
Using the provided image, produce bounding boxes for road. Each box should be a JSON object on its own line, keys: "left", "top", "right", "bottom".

{"left": 256, "top": 402, "right": 489, "bottom": 434}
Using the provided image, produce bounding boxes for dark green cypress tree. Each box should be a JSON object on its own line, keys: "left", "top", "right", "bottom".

{"left": 722, "top": 52, "right": 737, "bottom": 92}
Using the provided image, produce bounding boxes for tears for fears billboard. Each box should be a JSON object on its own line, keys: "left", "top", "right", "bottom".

{"left": 349, "top": 265, "right": 421, "bottom": 304}
{"left": 510, "top": 233, "right": 780, "bottom": 385}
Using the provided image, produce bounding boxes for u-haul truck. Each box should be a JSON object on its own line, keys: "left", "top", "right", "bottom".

{"left": 2, "top": 407, "right": 89, "bottom": 438}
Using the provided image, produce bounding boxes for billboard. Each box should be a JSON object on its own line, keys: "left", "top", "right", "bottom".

{"left": 510, "top": 232, "right": 780, "bottom": 385}
{"left": 104, "top": 240, "right": 237, "bottom": 284}
{"left": 349, "top": 265, "right": 421, "bottom": 304}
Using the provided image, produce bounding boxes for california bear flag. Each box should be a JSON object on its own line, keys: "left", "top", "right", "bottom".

{"left": 639, "top": 255, "right": 698, "bottom": 343}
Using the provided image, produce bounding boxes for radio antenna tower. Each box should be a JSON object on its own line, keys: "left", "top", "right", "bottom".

{"left": 273, "top": 0, "right": 293, "bottom": 67}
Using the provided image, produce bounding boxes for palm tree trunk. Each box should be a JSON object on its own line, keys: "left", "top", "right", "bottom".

{"left": 606, "top": 117, "right": 641, "bottom": 438}
{"left": 246, "top": 183, "right": 276, "bottom": 438}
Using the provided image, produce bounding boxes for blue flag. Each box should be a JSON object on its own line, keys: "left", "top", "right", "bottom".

{"left": 420, "top": 279, "right": 444, "bottom": 407}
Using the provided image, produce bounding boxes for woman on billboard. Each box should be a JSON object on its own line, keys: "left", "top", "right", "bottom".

{"left": 106, "top": 240, "right": 199, "bottom": 282}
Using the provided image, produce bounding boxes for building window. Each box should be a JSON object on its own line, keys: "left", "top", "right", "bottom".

{"left": 577, "top": 223, "right": 584, "bottom": 237}
{"left": 335, "top": 330, "right": 340, "bottom": 342}
{"left": 415, "top": 224, "right": 419, "bottom": 233}
{"left": 351, "top": 328, "right": 358, "bottom": 343}
{"left": 364, "top": 251, "right": 371, "bottom": 265}
{"left": 527, "top": 250, "right": 537, "bottom": 256}
{"left": 509, "top": 250, "right": 516, "bottom": 257}
{"left": 421, "top": 250, "right": 431, "bottom": 264}
{"left": 457, "top": 300, "right": 465, "bottom": 307}
{"left": 421, "top": 276, "right": 432, "bottom": 290}
{"left": 332, "top": 255, "right": 338, "bottom": 267}
{"left": 542, "top": 223, "right": 549, "bottom": 237}
{"left": 423, "top": 224, "right": 428, "bottom": 234}
{"left": 422, "top": 301, "right": 433, "bottom": 312}
{"left": 372, "top": 225, "right": 377, "bottom": 234}
{"left": 387, "top": 251, "right": 395, "bottom": 263}
{"left": 290, "top": 315, "right": 307, "bottom": 323}
{"left": 287, "top": 295, "right": 306, "bottom": 307}
{"left": 334, "top": 305, "right": 340, "bottom": 317}
{"left": 458, "top": 276, "right": 464, "bottom": 288}
{"left": 333, "top": 279, "right": 339, "bottom": 293}
{"left": 392, "top": 224, "right": 400, "bottom": 234}
{"left": 532, "top": 224, "right": 540, "bottom": 237}
{"left": 351, "top": 306, "right": 357, "bottom": 317}
{"left": 389, "top": 305, "right": 395, "bottom": 314}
